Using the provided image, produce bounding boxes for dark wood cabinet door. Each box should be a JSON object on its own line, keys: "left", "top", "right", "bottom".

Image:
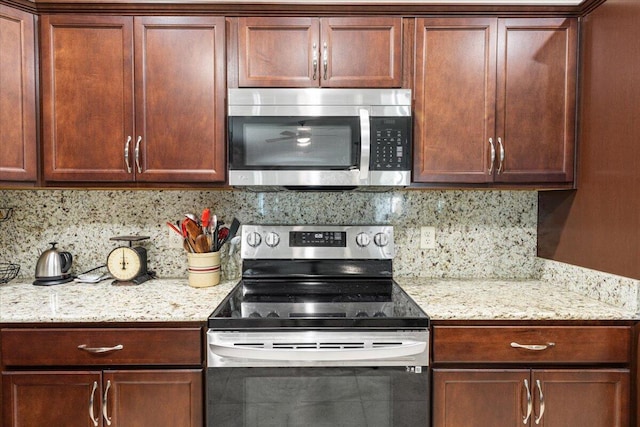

{"left": 41, "top": 15, "right": 135, "bottom": 182}
{"left": 104, "top": 370, "right": 203, "bottom": 427}
{"left": 432, "top": 369, "right": 527, "bottom": 427}
{"left": 238, "top": 17, "right": 319, "bottom": 87}
{"left": 413, "top": 18, "right": 497, "bottom": 183}
{"left": 533, "top": 369, "right": 629, "bottom": 427}
{"left": 134, "top": 17, "right": 226, "bottom": 183}
{"left": 495, "top": 18, "right": 577, "bottom": 183}
{"left": 321, "top": 17, "right": 402, "bottom": 88}
{"left": 2, "top": 371, "right": 103, "bottom": 427}
{"left": 0, "top": 6, "right": 37, "bottom": 183}
{"left": 237, "top": 17, "right": 402, "bottom": 88}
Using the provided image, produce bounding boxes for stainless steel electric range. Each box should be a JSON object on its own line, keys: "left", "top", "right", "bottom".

{"left": 207, "top": 225, "right": 430, "bottom": 427}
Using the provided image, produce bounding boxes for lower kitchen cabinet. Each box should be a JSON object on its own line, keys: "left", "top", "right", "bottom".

{"left": 1, "top": 326, "right": 204, "bottom": 427}
{"left": 3, "top": 370, "right": 202, "bottom": 427}
{"left": 433, "top": 368, "right": 629, "bottom": 427}
{"left": 431, "top": 324, "right": 633, "bottom": 427}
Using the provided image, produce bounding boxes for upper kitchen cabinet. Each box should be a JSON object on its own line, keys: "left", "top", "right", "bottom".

{"left": 41, "top": 15, "right": 226, "bottom": 184}
{"left": 0, "top": 5, "right": 37, "bottom": 184}
{"left": 233, "top": 16, "right": 402, "bottom": 88}
{"left": 413, "top": 17, "right": 577, "bottom": 185}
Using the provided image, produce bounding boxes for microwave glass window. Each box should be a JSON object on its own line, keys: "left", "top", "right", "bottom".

{"left": 244, "top": 124, "right": 353, "bottom": 167}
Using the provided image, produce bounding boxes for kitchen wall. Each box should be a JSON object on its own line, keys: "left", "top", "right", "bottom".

{"left": 0, "top": 189, "right": 538, "bottom": 281}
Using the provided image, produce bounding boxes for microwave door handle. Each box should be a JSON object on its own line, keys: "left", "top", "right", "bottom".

{"left": 359, "top": 108, "right": 370, "bottom": 181}
{"left": 209, "top": 341, "right": 426, "bottom": 362}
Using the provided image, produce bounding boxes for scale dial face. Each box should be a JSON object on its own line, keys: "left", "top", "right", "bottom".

{"left": 107, "top": 246, "right": 143, "bottom": 282}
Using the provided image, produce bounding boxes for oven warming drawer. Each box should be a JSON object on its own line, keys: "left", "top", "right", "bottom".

{"left": 207, "top": 330, "right": 429, "bottom": 368}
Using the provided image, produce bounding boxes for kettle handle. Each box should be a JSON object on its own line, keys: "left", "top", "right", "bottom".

{"left": 60, "top": 252, "right": 73, "bottom": 273}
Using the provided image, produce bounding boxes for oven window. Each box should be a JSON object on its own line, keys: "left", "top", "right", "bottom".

{"left": 207, "top": 367, "right": 428, "bottom": 427}
{"left": 229, "top": 117, "right": 360, "bottom": 169}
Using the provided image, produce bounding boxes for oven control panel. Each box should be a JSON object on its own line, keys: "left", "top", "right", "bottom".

{"left": 241, "top": 225, "right": 394, "bottom": 259}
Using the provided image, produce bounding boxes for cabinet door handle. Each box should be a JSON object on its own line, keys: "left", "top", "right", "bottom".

{"left": 488, "top": 138, "right": 496, "bottom": 174}
{"left": 322, "top": 42, "right": 328, "bottom": 80}
{"left": 534, "top": 379, "right": 545, "bottom": 424}
{"left": 523, "top": 379, "right": 532, "bottom": 424}
{"left": 497, "top": 137, "right": 505, "bottom": 174}
{"left": 312, "top": 43, "right": 318, "bottom": 80}
{"left": 89, "top": 381, "right": 99, "bottom": 426}
{"left": 78, "top": 344, "right": 124, "bottom": 354}
{"left": 103, "top": 379, "right": 113, "bottom": 425}
{"left": 134, "top": 136, "right": 142, "bottom": 173}
{"left": 124, "top": 136, "right": 132, "bottom": 173}
{"left": 510, "top": 342, "right": 555, "bottom": 351}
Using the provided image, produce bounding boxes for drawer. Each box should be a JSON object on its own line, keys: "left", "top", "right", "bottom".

{"left": 1, "top": 327, "right": 202, "bottom": 367}
{"left": 432, "top": 326, "right": 631, "bottom": 364}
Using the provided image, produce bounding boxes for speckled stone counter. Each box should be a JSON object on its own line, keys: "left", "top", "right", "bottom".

{"left": 0, "top": 278, "right": 637, "bottom": 323}
{"left": 0, "top": 279, "right": 238, "bottom": 323}
{"left": 396, "top": 278, "right": 638, "bottom": 321}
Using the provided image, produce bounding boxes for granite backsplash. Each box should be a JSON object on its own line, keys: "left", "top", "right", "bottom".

{"left": 2, "top": 188, "right": 639, "bottom": 313}
{"left": 0, "top": 189, "right": 537, "bottom": 281}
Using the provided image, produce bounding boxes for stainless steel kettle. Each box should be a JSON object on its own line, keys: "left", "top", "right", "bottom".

{"left": 33, "top": 242, "right": 74, "bottom": 286}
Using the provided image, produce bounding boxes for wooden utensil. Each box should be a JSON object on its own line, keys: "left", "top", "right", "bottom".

{"left": 195, "top": 234, "right": 210, "bottom": 253}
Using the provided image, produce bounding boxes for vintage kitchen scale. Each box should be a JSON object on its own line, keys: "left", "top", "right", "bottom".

{"left": 106, "top": 236, "right": 154, "bottom": 285}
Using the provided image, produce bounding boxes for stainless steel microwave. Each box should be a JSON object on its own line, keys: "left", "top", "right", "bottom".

{"left": 227, "top": 88, "right": 412, "bottom": 190}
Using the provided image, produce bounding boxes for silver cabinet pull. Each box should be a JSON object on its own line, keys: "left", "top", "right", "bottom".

{"left": 78, "top": 344, "right": 124, "bottom": 354}
{"left": 322, "top": 42, "right": 328, "bottom": 80}
{"left": 103, "top": 379, "right": 113, "bottom": 425}
{"left": 312, "top": 42, "right": 318, "bottom": 80}
{"left": 488, "top": 138, "right": 496, "bottom": 174}
{"left": 510, "top": 342, "right": 555, "bottom": 351}
{"left": 134, "top": 136, "right": 142, "bottom": 173}
{"left": 124, "top": 136, "right": 132, "bottom": 173}
{"left": 497, "top": 137, "right": 505, "bottom": 174}
{"left": 358, "top": 108, "right": 371, "bottom": 181}
{"left": 534, "top": 379, "right": 545, "bottom": 424}
{"left": 523, "top": 379, "right": 532, "bottom": 424}
{"left": 89, "top": 381, "right": 99, "bottom": 426}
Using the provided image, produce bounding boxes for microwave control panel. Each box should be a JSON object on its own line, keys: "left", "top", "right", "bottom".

{"left": 370, "top": 117, "right": 412, "bottom": 171}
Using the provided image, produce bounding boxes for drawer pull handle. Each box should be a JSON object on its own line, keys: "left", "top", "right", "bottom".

{"left": 89, "top": 381, "right": 99, "bottom": 426}
{"left": 510, "top": 342, "right": 555, "bottom": 351}
{"left": 78, "top": 344, "right": 124, "bottom": 354}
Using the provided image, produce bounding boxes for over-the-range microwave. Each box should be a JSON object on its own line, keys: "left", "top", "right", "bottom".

{"left": 227, "top": 88, "right": 412, "bottom": 190}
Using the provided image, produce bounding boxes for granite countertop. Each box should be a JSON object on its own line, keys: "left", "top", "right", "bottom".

{"left": 0, "top": 278, "right": 637, "bottom": 323}
{"left": 395, "top": 278, "right": 638, "bottom": 321}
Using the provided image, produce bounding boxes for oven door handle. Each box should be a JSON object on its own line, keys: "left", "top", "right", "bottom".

{"left": 359, "top": 108, "right": 370, "bottom": 182}
{"left": 209, "top": 340, "right": 426, "bottom": 362}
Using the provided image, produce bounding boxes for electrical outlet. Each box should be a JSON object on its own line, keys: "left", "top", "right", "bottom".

{"left": 168, "top": 227, "right": 184, "bottom": 249}
{"left": 420, "top": 226, "right": 436, "bottom": 249}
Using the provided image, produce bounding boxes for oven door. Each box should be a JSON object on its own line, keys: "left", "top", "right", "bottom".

{"left": 206, "top": 330, "right": 429, "bottom": 426}
{"left": 206, "top": 366, "right": 429, "bottom": 427}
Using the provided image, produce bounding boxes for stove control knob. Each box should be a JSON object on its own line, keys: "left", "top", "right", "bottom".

{"left": 266, "top": 311, "right": 280, "bottom": 318}
{"left": 355, "top": 311, "right": 369, "bottom": 317}
{"left": 248, "top": 312, "right": 262, "bottom": 318}
{"left": 355, "top": 232, "right": 370, "bottom": 247}
{"left": 373, "top": 312, "right": 387, "bottom": 317}
{"left": 246, "top": 232, "right": 262, "bottom": 247}
{"left": 265, "top": 232, "right": 280, "bottom": 248}
{"left": 373, "top": 232, "right": 389, "bottom": 247}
